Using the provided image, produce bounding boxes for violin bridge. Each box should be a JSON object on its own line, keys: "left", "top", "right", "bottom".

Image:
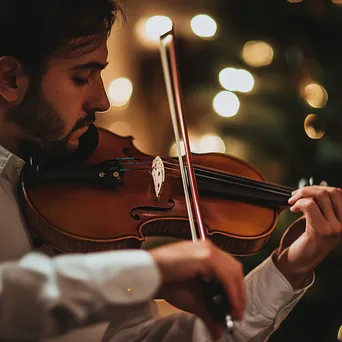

{"left": 151, "top": 156, "right": 165, "bottom": 199}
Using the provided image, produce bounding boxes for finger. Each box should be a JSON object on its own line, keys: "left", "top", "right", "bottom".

{"left": 290, "top": 186, "right": 340, "bottom": 203}
{"left": 291, "top": 198, "right": 326, "bottom": 235}
{"left": 312, "top": 189, "right": 336, "bottom": 222}
{"left": 289, "top": 186, "right": 321, "bottom": 204}
{"left": 214, "top": 254, "right": 246, "bottom": 320}
{"left": 289, "top": 188, "right": 305, "bottom": 204}
{"left": 326, "top": 187, "right": 342, "bottom": 222}
{"left": 289, "top": 187, "right": 337, "bottom": 222}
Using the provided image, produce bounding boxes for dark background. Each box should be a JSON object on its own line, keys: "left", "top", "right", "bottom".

{"left": 101, "top": 1, "right": 342, "bottom": 340}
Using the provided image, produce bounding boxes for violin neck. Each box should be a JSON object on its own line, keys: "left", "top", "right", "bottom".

{"left": 196, "top": 171, "right": 292, "bottom": 209}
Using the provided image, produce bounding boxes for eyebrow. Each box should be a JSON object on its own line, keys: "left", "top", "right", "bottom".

{"left": 70, "top": 61, "right": 109, "bottom": 71}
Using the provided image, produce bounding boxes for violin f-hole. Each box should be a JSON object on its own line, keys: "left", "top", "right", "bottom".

{"left": 130, "top": 199, "right": 175, "bottom": 221}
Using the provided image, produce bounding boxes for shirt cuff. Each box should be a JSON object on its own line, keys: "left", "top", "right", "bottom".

{"left": 54, "top": 250, "right": 162, "bottom": 305}
{"left": 244, "top": 254, "right": 314, "bottom": 321}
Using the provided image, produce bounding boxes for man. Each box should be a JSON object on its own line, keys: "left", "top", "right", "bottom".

{"left": 0, "top": 0, "right": 341, "bottom": 341}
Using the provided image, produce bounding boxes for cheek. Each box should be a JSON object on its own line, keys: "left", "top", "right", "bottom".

{"left": 48, "top": 85, "right": 86, "bottom": 132}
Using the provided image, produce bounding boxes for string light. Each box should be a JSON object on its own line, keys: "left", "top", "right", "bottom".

{"left": 219, "top": 68, "right": 255, "bottom": 93}
{"left": 213, "top": 91, "right": 240, "bottom": 117}
{"left": 108, "top": 78, "right": 133, "bottom": 107}
{"left": 190, "top": 14, "right": 217, "bottom": 38}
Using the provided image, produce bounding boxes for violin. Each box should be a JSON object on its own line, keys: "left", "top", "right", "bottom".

{"left": 19, "top": 26, "right": 295, "bottom": 332}
{"left": 20, "top": 125, "right": 293, "bottom": 255}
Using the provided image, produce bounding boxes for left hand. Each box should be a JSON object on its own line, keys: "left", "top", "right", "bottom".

{"left": 274, "top": 185, "right": 342, "bottom": 289}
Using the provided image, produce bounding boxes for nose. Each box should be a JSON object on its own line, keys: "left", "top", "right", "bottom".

{"left": 88, "top": 78, "right": 111, "bottom": 113}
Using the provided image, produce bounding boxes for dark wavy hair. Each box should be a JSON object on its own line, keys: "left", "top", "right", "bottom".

{"left": 0, "top": 0, "right": 124, "bottom": 75}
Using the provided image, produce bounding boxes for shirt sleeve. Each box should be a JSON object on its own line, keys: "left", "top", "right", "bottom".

{"left": 103, "top": 255, "right": 313, "bottom": 342}
{"left": 228, "top": 254, "right": 314, "bottom": 341}
{"left": 0, "top": 250, "right": 161, "bottom": 340}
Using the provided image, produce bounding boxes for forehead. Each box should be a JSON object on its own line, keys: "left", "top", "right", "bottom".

{"left": 48, "top": 37, "right": 109, "bottom": 70}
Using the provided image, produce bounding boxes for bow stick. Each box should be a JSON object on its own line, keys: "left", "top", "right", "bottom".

{"left": 159, "top": 26, "right": 234, "bottom": 333}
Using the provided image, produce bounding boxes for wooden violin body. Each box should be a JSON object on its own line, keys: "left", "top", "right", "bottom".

{"left": 20, "top": 127, "right": 290, "bottom": 256}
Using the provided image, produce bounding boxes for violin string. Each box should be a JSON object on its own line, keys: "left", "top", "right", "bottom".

{"left": 118, "top": 157, "right": 293, "bottom": 192}
{"left": 123, "top": 165, "right": 292, "bottom": 200}
{"left": 118, "top": 157, "right": 294, "bottom": 196}
{"left": 182, "top": 164, "right": 293, "bottom": 194}
{"left": 193, "top": 169, "right": 293, "bottom": 197}
{"left": 120, "top": 164, "right": 293, "bottom": 198}
{"left": 120, "top": 160, "right": 293, "bottom": 196}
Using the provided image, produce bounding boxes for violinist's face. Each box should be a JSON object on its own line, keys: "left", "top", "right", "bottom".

{"left": 6, "top": 37, "right": 110, "bottom": 155}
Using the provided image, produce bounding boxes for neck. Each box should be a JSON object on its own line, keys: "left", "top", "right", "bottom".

{"left": 0, "top": 112, "right": 23, "bottom": 156}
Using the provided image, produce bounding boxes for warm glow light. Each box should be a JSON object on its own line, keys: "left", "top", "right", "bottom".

{"left": 108, "top": 78, "right": 133, "bottom": 107}
{"left": 213, "top": 91, "right": 240, "bottom": 117}
{"left": 332, "top": 0, "right": 342, "bottom": 4}
{"left": 338, "top": 325, "right": 342, "bottom": 341}
{"left": 303, "top": 83, "right": 328, "bottom": 108}
{"left": 145, "top": 16, "right": 172, "bottom": 40}
{"left": 109, "top": 121, "right": 132, "bottom": 136}
{"left": 219, "top": 68, "right": 238, "bottom": 91}
{"left": 136, "top": 16, "right": 173, "bottom": 47}
{"left": 224, "top": 137, "right": 249, "bottom": 160}
{"left": 304, "top": 114, "right": 325, "bottom": 140}
{"left": 199, "top": 135, "right": 226, "bottom": 153}
{"left": 242, "top": 41, "right": 274, "bottom": 67}
{"left": 190, "top": 14, "right": 217, "bottom": 38}
{"left": 219, "top": 68, "right": 255, "bottom": 93}
{"left": 169, "top": 141, "right": 197, "bottom": 156}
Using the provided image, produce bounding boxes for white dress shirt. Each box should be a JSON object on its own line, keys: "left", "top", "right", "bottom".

{"left": 0, "top": 144, "right": 312, "bottom": 341}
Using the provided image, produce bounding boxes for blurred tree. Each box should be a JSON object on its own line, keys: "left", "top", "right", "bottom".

{"left": 132, "top": 0, "right": 342, "bottom": 339}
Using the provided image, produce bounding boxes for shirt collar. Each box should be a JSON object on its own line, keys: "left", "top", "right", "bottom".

{"left": 0, "top": 145, "right": 25, "bottom": 185}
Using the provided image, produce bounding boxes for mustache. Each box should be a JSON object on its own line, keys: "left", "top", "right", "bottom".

{"left": 20, "top": 112, "right": 97, "bottom": 160}
{"left": 73, "top": 112, "right": 96, "bottom": 132}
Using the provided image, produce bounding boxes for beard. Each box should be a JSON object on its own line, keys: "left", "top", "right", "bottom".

{"left": 6, "top": 79, "right": 95, "bottom": 160}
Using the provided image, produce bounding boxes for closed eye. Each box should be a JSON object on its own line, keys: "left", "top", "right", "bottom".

{"left": 72, "top": 77, "right": 90, "bottom": 87}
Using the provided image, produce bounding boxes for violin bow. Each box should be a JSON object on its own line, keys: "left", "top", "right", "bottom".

{"left": 159, "top": 26, "right": 234, "bottom": 333}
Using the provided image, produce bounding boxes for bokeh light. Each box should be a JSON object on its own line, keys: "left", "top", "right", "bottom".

{"left": 135, "top": 16, "right": 173, "bottom": 47}
{"left": 219, "top": 68, "right": 255, "bottom": 93}
{"left": 304, "top": 114, "right": 325, "bottom": 139}
{"left": 199, "top": 135, "right": 226, "bottom": 153}
{"left": 169, "top": 141, "right": 198, "bottom": 156}
{"left": 242, "top": 41, "right": 274, "bottom": 67}
{"left": 213, "top": 91, "right": 240, "bottom": 117}
{"left": 190, "top": 14, "right": 217, "bottom": 38}
{"left": 108, "top": 78, "right": 133, "bottom": 107}
{"left": 302, "top": 83, "right": 328, "bottom": 108}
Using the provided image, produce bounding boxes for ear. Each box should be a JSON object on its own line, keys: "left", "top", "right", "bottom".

{"left": 0, "top": 56, "right": 29, "bottom": 104}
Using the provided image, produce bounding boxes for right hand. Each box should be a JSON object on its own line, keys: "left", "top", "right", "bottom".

{"left": 149, "top": 240, "right": 246, "bottom": 339}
